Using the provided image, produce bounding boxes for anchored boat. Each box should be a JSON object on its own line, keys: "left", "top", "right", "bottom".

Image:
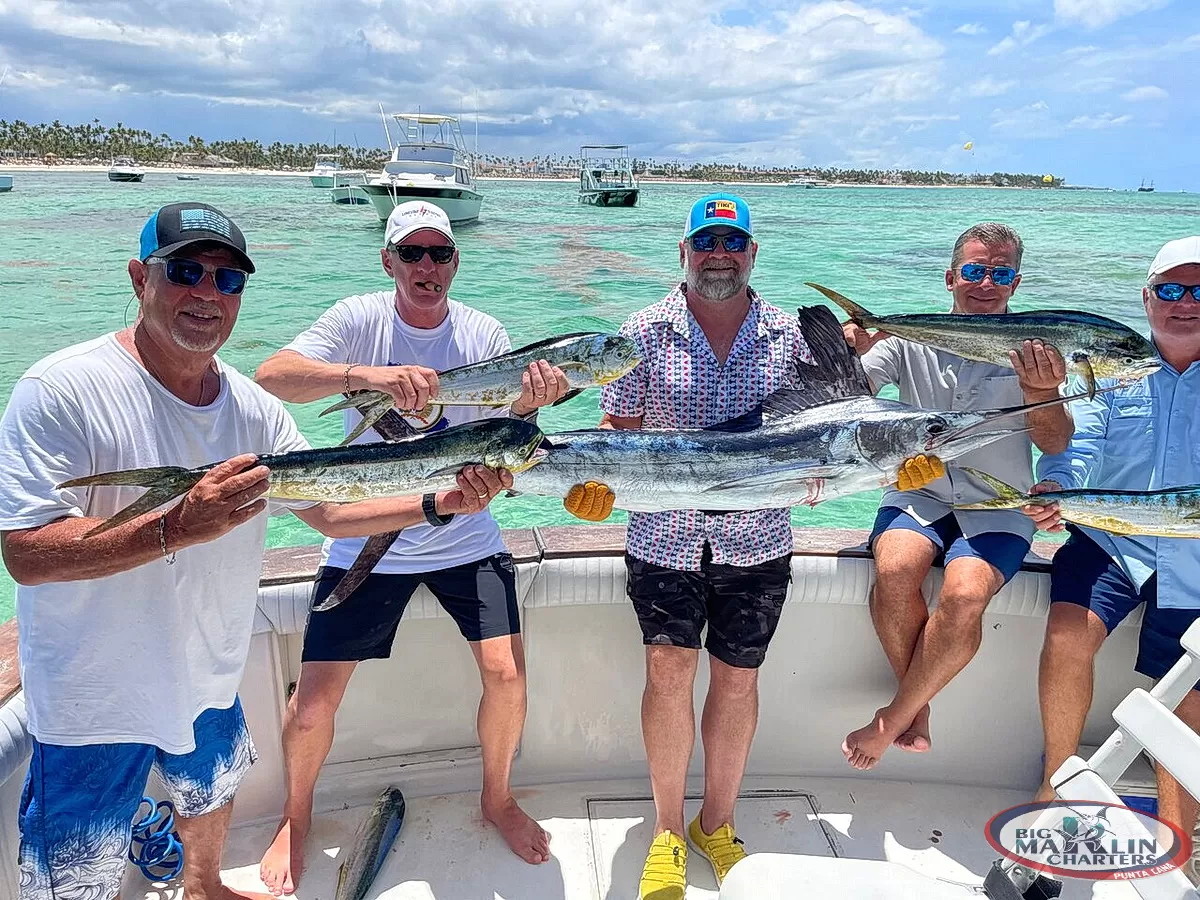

{"left": 360, "top": 111, "right": 483, "bottom": 224}
{"left": 578, "top": 145, "right": 639, "bottom": 207}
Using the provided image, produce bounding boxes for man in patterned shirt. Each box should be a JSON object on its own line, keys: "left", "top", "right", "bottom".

{"left": 564, "top": 193, "right": 939, "bottom": 899}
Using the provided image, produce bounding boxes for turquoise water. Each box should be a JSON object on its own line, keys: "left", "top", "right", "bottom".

{"left": 1, "top": 172, "right": 1198, "bottom": 622}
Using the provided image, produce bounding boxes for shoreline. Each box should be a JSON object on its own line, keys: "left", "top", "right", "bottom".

{"left": 0, "top": 163, "right": 1104, "bottom": 190}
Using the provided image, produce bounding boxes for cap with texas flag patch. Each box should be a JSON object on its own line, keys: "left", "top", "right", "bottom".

{"left": 683, "top": 193, "right": 752, "bottom": 239}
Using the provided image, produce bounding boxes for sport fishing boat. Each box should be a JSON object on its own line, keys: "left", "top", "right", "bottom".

{"left": 578, "top": 145, "right": 640, "bottom": 207}
{"left": 360, "top": 112, "right": 483, "bottom": 224}
{"left": 0, "top": 525, "right": 1192, "bottom": 898}
{"left": 107, "top": 156, "right": 145, "bottom": 182}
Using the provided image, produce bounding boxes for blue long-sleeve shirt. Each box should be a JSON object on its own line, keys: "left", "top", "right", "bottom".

{"left": 1037, "top": 355, "right": 1200, "bottom": 609}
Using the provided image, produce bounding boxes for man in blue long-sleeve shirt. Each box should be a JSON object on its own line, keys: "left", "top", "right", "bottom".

{"left": 1026, "top": 235, "right": 1200, "bottom": 839}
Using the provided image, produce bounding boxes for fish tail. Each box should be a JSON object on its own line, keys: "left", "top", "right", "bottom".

{"left": 958, "top": 467, "right": 1028, "bottom": 508}
{"left": 57, "top": 467, "right": 204, "bottom": 537}
{"left": 320, "top": 390, "right": 393, "bottom": 417}
{"left": 803, "top": 283, "right": 880, "bottom": 328}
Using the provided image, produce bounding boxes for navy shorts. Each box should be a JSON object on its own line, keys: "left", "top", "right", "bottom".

{"left": 18, "top": 699, "right": 254, "bottom": 900}
{"left": 869, "top": 507, "right": 1031, "bottom": 585}
{"left": 302, "top": 552, "right": 519, "bottom": 661}
{"left": 625, "top": 545, "right": 792, "bottom": 669}
{"left": 1051, "top": 526, "right": 1200, "bottom": 682}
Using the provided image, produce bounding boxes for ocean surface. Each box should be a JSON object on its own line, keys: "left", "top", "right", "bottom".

{"left": 0, "top": 171, "right": 1197, "bottom": 623}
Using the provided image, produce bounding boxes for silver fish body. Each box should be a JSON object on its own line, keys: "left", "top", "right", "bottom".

{"left": 335, "top": 786, "right": 406, "bottom": 900}
{"left": 808, "top": 282, "right": 1161, "bottom": 397}
{"left": 58, "top": 417, "right": 546, "bottom": 536}
{"left": 956, "top": 468, "right": 1200, "bottom": 538}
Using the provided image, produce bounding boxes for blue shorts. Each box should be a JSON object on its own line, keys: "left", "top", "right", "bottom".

{"left": 18, "top": 698, "right": 255, "bottom": 900}
{"left": 1051, "top": 526, "right": 1200, "bottom": 682}
{"left": 869, "top": 507, "right": 1031, "bottom": 585}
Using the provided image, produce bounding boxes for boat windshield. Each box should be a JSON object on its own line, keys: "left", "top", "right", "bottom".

{"left": 382, "top": 161, "right": 460, "bottom": 179}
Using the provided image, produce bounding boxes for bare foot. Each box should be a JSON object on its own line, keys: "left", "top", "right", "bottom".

{"left": 842, "top": 708, "right": 907, "bottom": 770}
{"left": 1033, "top": 783, "right": 1056, "bottom": 804}
{"left": 192, "top": 886, "right": 279, "bottom": 900}
{"left": 482, "top": 794, "right": 551, "bottom": 864}
{"left": 894, "top": 705, "right": 931, "bottom": 753}
{"left": 258, "top": 815, "right": 309, "bottom": 896}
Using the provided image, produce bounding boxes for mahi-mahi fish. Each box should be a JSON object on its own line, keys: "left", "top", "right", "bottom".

{"left": 56, "top": 417, "right": 546, "bottom": 537}
{"left": 955, "top": 468, "right": 1200, "bottom": 538}
{"left": 321, "top": 331, "right": 642, "bottom": 445}
{"left": 807, "top": 282, "right": 1160, "bottom": 400}
{"left": 334, "top": 785, "right": 406, "bottom": 900}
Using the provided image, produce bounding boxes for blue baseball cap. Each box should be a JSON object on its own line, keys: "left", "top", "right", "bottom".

{"left": 683, "top": 193, "right": 752, "bottom": 240}
{"left": 139, "top": 202, "right": 255, "bottom": 273}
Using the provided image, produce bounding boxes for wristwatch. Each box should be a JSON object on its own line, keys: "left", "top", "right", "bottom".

{"left": 422, "top": 493, "right": 454, "bottom": 527}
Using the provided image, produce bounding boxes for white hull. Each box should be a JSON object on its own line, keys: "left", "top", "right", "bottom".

{"left": 0, "top": 527, "right": 1188, "bottom": 898}
{"left": 309, "top": 174, "right": 335, "bottom": 188}
{"left": 361, "top": 184, "right": 483, "bottom": 223}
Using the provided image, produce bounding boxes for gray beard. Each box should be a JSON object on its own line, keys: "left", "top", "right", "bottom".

{"left": 687, "top": 267, "right": 749, "bottom": 302}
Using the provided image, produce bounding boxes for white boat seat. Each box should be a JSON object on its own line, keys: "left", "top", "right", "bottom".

{"left": 717, "top": 854, "right": 978, "bottom": 899}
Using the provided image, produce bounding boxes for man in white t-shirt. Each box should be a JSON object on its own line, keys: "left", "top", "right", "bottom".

{"left": 253, "top": 201, "right": 567, "bottom": 892}
{"left": 0, "top": 202, "right": 511, "bottom": 900}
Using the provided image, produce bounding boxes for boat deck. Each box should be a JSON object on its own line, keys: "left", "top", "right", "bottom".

{"left": 129, "top": 775, "right": 1143, "bottom": 899}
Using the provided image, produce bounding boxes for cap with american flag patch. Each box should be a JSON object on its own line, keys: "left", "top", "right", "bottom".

{"left": 139, "top": 202, "right": 255, "bottom": 273}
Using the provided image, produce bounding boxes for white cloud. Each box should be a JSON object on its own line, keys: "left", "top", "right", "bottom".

{"left": 1069, "top": 112, "right": 1133, "bottom": 129}
{"left": 965, "top": 77, "right": 1016, "bottom": 97}
{"left": 1054, "top": 0, "right": 1170, "bottom": 29}
{"left": 989, "top": 20, "right": 1053, "bottom": 56}
{"left": 1122, "top": 85, "right": 1168, "bottom": 101}
{"left": 954, "top": 23, "right": 985, "bottom": 35}
{"left": 991, "top": 100, "right": 1060, "bottom": 137}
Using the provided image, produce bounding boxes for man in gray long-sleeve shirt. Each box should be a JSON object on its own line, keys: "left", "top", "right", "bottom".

{"left": 840, "top": 222, "right": 1074, "bottom": 770}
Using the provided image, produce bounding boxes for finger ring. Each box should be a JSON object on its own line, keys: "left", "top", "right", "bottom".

{"left": 477, "top": 492, "right": 489, "bottom": 498}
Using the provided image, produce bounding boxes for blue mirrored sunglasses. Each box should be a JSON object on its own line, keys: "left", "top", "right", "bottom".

{"left": 148, "top": 257, "right": 248, "bottom": 295}
{"left": 689, "top": 232, "right": 750, "bottom": 253}
{"left": 1152, "top": 283, "right": 1200, "bottom": 302}
{"left": 960, "top": 263, "right": 1018, "bottom": 286}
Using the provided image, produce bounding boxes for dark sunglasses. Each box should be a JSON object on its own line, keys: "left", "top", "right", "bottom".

{"left": 1152, "top": 283, "right": 1200, "bottom": 302}
{"left": 959, "top": 263, "right": 1018, "bottom": 286}
{"left": 149, "top": 257, "right": 248, "bottom": 295}
{"left": 689, "top": 232, "right": 750, "bottom": 253}
{"left": 391, "top": 244, "right": 455, "bottom": 264}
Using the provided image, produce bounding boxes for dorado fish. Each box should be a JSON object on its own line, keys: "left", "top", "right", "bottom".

{"left": 955, "top": 468, "right": 1200, "bottom": 538}
{"left": 806, "top": 282, "right": 1160, "bottom": 399}
{"left": 57, "top": 417, "right": 546, "bottom": 537}
{"left": 508, "top": 305, "right": 1107, "bottom": 512}
{"left": 321, "top": 331, "right": 642, "bottom": 444}
{"left": 335, "top": 785, "right": 406, "bottom": 900}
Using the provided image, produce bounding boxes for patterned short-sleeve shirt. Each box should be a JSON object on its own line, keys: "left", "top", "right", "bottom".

{"left": 601, "top": 283, "right": 814, "bottom": 570}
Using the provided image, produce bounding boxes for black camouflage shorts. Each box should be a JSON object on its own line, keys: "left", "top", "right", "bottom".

{"left": 624, "top": 545, "right": 792, "bottom": 669}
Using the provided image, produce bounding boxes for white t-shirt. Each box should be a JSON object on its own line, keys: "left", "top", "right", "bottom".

{"left": 283, "top": 291, "right": 512, "bottom": 574}
{"left": 0, "top": 334, "right": 311, "bottom": 753}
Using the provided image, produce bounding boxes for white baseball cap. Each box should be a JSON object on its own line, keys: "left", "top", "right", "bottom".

{"left": 1147, "top": 236, "right": 1200, "bottom": 279}
{"left": 384, "top": 201, "right": 455, "bottom": 247}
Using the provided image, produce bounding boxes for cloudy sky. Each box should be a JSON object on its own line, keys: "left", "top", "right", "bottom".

{"left": 0, "top": 0, "right": 1195, "bottom": 188}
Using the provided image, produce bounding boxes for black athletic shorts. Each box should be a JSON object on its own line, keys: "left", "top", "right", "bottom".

{"left": 301, "top": 552, "right": 519, "bottom": 662}
{"left": 624, "top": 545, "right": 792, "bottom": 669}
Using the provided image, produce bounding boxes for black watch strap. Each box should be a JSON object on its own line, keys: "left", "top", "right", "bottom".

{"left": 422, "top": 493, "right": 454, "bottom": 527}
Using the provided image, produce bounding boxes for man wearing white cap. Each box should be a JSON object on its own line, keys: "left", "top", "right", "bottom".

{"left": 254, "top": 201, "right": 566, "bottom": 892}
{"left": 1024, "top": 236, "right": 1200, "bottom": 842}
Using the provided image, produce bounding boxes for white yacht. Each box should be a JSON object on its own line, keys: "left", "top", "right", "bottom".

{"left": 107, "top": 156, "right": 145, "bottom": 182}
{"left": 308, "top": 154, "right": 364, "bottom": 189}
{"left": 0, "top": 525, "right": 1192, "bottom": 898}
{"left": 578, "top": 145, "right": 640, "bottom": 207}
{"left": 360, "top": 112, "right": 483, "bottom": 224}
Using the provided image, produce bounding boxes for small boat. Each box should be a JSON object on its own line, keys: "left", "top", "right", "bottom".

{"left": 107, "top": 157, "right": 145, "bottom": 182}
{"left": 360, "top": 111, "right": 483, "bottom": 224}
{"left": 331, "top": 184, "right": 370, "bottom": 205}
{"left": 1138, "top": 179, "right": 1155, "bottom": 192}
{"left": 308, "top": 154, "right": 356, "bottom": 188}
{"left": 786, "top": 175, "right": 830, "bottom": 188}
{"left": 176, "top": 174, "right": 200, "bottom": 181}
{"left": 0, "top": 175, "right": 12, "bottom": 193}
{"left": 578, "top": 145, "right": 639, "bottom": 207}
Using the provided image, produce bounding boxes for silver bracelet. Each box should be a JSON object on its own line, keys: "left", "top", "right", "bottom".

{"left": 159, "top": 512, "right": 176, "bottom": 566}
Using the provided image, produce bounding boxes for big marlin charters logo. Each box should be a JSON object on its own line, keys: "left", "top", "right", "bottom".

{"left": 986, "top": 801, "right": 1191, "bottom": 881}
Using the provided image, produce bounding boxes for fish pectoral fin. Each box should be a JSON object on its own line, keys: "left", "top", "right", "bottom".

{"left": 1183, "top": 511, "right": 1200, "bottom": 520}
{"left": 320, "top": 390, "right": 394, "bottom": 417}
{"left": 551, "top": 388, "right": 583, "bottom": 406}
{"left": 1075, "top": 355, "right": 1097, "bottom": 401}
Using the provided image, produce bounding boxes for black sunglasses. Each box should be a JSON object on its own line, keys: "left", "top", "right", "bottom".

{"left": 391, "top": 244, "right": 455, "bottom": 265}
{"left": 148, "top": 257, "right": 248, "bottom": 295}
{"left": 1152, "top": 283, "right": 1200, "bottom": 302}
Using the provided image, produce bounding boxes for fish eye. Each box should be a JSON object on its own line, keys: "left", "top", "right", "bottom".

{"left": 926, "top": 416, "right": 949, "bottom": 436}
